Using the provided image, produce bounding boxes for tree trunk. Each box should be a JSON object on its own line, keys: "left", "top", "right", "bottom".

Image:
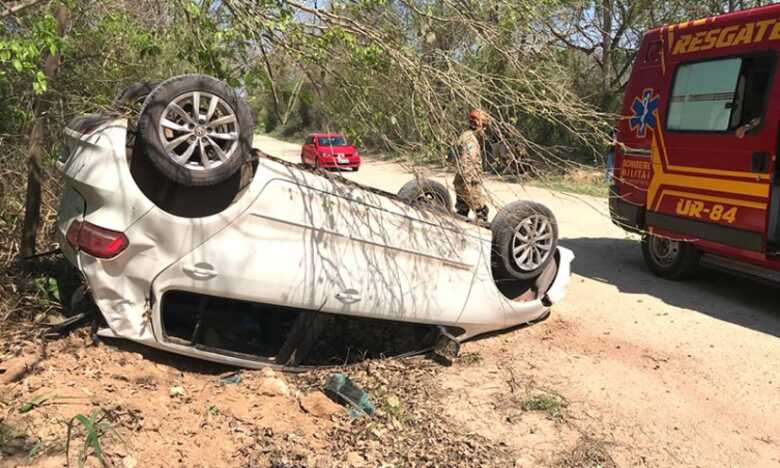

{"left": 600, "top": 0, "right": 614, "bottom": 112}
{"left": 20, "top": 5, "right": 70, "bottom": 258}
{"left": 259, "top": 41, "right": 283, "bottom": 125}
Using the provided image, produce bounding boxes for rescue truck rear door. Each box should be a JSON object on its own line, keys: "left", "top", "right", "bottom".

{"left": 770, "top": 132, "right": 780, "bottom": 247}
{"left": 650, "top": 52, "right": 777, "bottom": 253}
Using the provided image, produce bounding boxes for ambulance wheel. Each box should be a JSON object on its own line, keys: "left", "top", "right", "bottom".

{"left": 641, "top": 234, "right": 700, "bottom": 280}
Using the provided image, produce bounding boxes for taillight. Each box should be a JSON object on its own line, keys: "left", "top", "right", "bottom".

{"left": 66, "top": 220, "right": 129, "bottom": 258}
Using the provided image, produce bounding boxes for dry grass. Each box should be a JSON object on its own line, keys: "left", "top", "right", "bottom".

{"left": 0, "top": 141, "right": 65, "bottom": 346}
{"left": 556, "top": 436, "right": 618, "bottom": 468}
{"left": 532, "top": 168, "right": 608, "bottom": 198}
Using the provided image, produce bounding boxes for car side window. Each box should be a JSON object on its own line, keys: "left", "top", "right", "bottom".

{"left": 667, "top": 54, "right": 776, "bottom": 133}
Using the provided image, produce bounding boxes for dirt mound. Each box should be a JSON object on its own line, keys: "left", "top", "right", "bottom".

{"left": 0, "top": 330, "right": 514, "bottom": 467}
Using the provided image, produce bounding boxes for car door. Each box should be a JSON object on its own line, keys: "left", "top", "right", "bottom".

{"left": 313, "top": 183, "right": 484, "bottom": 324}
{"left": 650, "top": 53, "right": 777, "bottom": 252}
{"left": 151, "top": 165, "right": 343, "bottom": 317}
{"left": 151, "top": 159, "right": 480, "bottom": 333}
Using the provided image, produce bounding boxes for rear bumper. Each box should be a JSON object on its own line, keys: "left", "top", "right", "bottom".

{"left": 609, "top": 185, "right": 644, "bottom": 233}
{"left": 543, "top": 246, "right": 574, "bottom": 306}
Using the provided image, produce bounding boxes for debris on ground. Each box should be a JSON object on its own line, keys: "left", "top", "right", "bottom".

{"left": 0, "top": 329, "right": 525, "bottom": 466}
{"left": 299, "top": 391, "right": 343, "bottom": 418}
{"left": 258, "top": 375, "right": 290, "bottom": 398}
{"left": 324, "top": 373, "right": 375, "bottom": 417}
{"left": 346, "top": 450, "right": 366, "bottom": 466}
{"left": 556, "top": 436, "right": 617, "bottom": 468}
{"left": 0, "top": 353, "right": 40, "bottom": 385}
{"left": 218, "top": 371, "right": 242, "bottom": 386}
{"left": 18, "top": 394, "right": 50, "bottom": 413}
{"left": 306, "top": 360, "right": 514, "bottom": 466}
{"left": 384, "top": 393, "right": 400, "bottom": 410}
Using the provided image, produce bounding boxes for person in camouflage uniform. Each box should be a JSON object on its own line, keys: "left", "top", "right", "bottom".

{"left": 453, "top": 109, "right": 490, "bottom": 222}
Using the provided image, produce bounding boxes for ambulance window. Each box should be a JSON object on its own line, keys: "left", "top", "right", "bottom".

{"left": 667, "top": 58, "right": 742, "bottom": 132}
{"left": 731, "top": 55, "right": 775, "bottom": 128}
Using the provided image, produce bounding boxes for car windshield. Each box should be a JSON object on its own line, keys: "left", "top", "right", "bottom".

{"left": 318, "top": 136, "right": 347, "bottom": 146}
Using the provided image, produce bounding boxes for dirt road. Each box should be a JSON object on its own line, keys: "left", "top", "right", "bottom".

{"left": 255, "top": 135, "right": 780, "bottom": 467}
{"left": 2, "top": 137, "right": 778, "bottom": 467}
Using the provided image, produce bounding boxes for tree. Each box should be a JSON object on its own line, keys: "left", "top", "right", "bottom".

{"left": 545, "top": 0, "right": 773, "bottom": 114}
{"left": 226, "top": 0, "right": 610, "bottom": 175}
{"left": 15, "top": 3, "right": 70, "bottom": 257}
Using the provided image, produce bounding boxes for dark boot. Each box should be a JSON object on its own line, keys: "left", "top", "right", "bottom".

{"left": 476, "top": 206, "right": 489, "bottom": 223}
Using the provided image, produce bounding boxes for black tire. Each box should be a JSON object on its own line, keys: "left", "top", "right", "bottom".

{"left": 114, "top": 81, "right": 161, "bottom": 113}
{"left": 130, "top": 142, "right": 255, "bottom": 218}
{"left": 115, "top": 81, "right": 162, "bottom": 148}
{"left": 138, "top": 74, "right": 254, "bottom": 187}
{"left": 397, "top": 178, "right": 452, "bottom": 213}
{"left": 491, "top": 201, "right": 558, "bottom": 280}
{"left": 641, "top": 234, "right": 700, "bottom": 280}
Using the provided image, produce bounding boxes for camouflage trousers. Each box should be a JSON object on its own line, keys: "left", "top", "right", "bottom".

{"left": 453, "top": 173, "right": 486, "bottom": 211}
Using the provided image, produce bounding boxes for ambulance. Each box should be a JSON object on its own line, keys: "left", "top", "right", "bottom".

{"left": 610, "top": 5, "right": 780, "bottom": 282}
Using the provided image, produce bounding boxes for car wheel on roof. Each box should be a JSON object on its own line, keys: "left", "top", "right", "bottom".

{"left": 491, "top": 201, "right": 558, "bottom": 280}
{"left": 138, "top": 74, "right": 254, "bottom": 187}
{"left": 397, "top": 178, "right": 452, "bottom": 213}
{"left": 114, "top": 81, "right": 161, "bottom": 114}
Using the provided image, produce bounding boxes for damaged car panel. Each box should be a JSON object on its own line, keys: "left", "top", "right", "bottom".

{"left": 56, "top": 76, "right": 574, "bottom": 369}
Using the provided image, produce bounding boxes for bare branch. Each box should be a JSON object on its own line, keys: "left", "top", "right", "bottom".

{"left": 0, "top": 0, "right": 47, "bottom": 19}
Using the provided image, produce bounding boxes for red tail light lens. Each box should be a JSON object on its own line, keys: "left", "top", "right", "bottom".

{"left": 65, "top": 220, "right": 129, "bottom": 259}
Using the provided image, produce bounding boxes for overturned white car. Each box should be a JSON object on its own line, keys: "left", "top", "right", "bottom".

{"left": 56, "top": 75, "right": 573, "bottom": 368}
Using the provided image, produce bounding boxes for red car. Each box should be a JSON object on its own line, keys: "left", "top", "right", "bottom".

{"left": 300, "top": 133, "right": 361, "bottom": 171}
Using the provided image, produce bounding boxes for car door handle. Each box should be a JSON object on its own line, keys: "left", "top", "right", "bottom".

{"left": 335, "top": 289, "right": 361, "bottom": 304}
{"left": 182, "top": 264, "right": 217, "bottom": 279}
